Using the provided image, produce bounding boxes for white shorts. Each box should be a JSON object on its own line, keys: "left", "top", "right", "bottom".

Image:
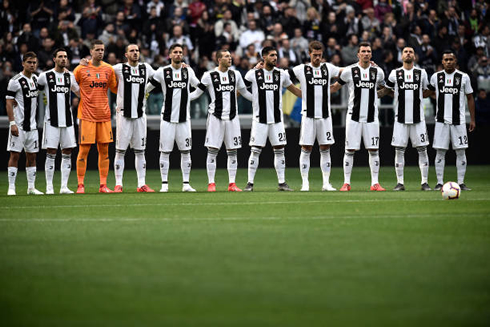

{"left": 159, "top": 119, "right": 192, "bottom": 152}
{"left": 249, "top": 121, "right": 287, "bottom": 147}
{"left": 391, "top": 121, "right": 429, "bottom": 148}
{"left": 116, "top": 112, "right": 147, "bottom": 151}
{"left": 7, "top": 127, "right": 39, "bottom": 153}
{"left": 432, "top": 122, "right": 468, "bottom": 150}
{"left": 205, "top": 114, "right": 242, "bottom": 150}
{"left": 300, "top": 117, "right": 335, "bottom": 146}
{"left": 42, "top": 122, "right": 77, "bottom": 150}
{"left": 345, "top": 120, "right": 380, "bottom": 150}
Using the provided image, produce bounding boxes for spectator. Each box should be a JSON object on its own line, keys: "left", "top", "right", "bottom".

{"left": 325, "top": 37, "right": 341, "bottom": 61}
{"left": 417, "top": 34, "right": 437, "bottom": 76}
{"left": 0, "top": 0, "right": 17, "bottom": 34}
{"left": 291, "top": 28, "right": 309, "bottom": 62}
{"left": 53, "top": 20, "right": 79, "bottom": 48}
{"left": 356, "top": 0, "right": 373, "bottom": 11}
{"left": 472, "top": 56, "right": 490, "bottom": 91}
{"left": 398, "top": 1, "right": 419, "bottom": 39}
{"left": 243, "top": 43, "right": 259, "bottom": 65}
{"left": 54, "top": 0, "right": 75, "bottom": 24}
{"left": 79, "top": 0, "right": 102, "bottom": 39}
{"left": 339, "top": 5, "right": 359, "bottom": 39}
{"left": 195, "top": 10, "right": 215, "bottom": 58}
{"left": 394, "top": 37, "right": 406, "bottom": 66}
{"left": 271, "top": 23, "right": 287, "bottom": 45}
{"left": 37, "top": 37, "right": 56, "bottom": 70}
{"left": 259, "top": 4, "right": 276, "bottom": 36}
{"left": 433, "top": 25, "right": 451, "bottom": 57}
{"left": 147, "top": 0, "right": 165, "bottom": 17}
{"left": 29, "top": 0, "right": 55, "bottom": 34}
{"left": 340, "top": 34, "right": 359, "bottom": 65}
{"left": 278, "top": 6, "right": 301, "bottom": 38}
{"left": 214, "top": 9, "right": 239, "bottom": 41}
{"left": 142, "top": 7, "right": 166, "bottom": 48}
{"left": 114, "top": 11, "right": 130, "bottom": 38}
{"left": 216, "top": 22, "right": 238, "bottom": 51}
{"left": 361, "top": 8, "right": 380, "bottom": 39}
{"left": 0, "top": 60, "right": 14, "bottom": 115}
{"left": 421, "top": 9, "right": 440, "bottom": 38}
{"left": 321, "top": 11, "right": 341, "bottom": 42}
{"left": 67, "top": 38, "right": 89, "bottom": 68}
{"left": 374, "top": 0, "right": 392, "bottom": 22}
{"left": 239, "top": 20, "right": 265, "bottom": 50}
{"left": 304, "top": 7, "right": 322, "bottom": 42}
{"left": 371, "top": 37, "right": 384, "bottom": 64}
{"left": 166, "top": 6, "right": 190, "bottom": 36}
{"left": 167, "top": 25, "right": 194, "bottom": 52}
{"left": 473, "top": 24, "right": 490, "bottom": 55}
{"left": 278, "top": 37, "right": 297, "bottom": 65}
{"left": 407, "top": 25, "right": 423, "bottom": 51}
{"left": 466, "top": 8, "right": 480, "bottom": 37}
{"left": 106, "top": 36, "right": 127, "bottom": 62}
{"left": 468, "top": 46, "right": 486, "bottom": 73}
{"left": 443, "top": 6, "right": 461, "bottom": 37}
{"left": 17, "top": 24, "right": 39, "bottom": 52}
{"left": 99, "top": 24, "right": 117, "bottom": 47}
{"left": 475, "top": 89, "right": 490, "bottom": 125}
{"left": 119, "top": 0, "right": 141, "bottom": 30}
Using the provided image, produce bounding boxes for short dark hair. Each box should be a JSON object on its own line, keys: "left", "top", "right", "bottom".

{"left": 357, "top": 42, "right": 371, "bottom": 53}
{"left": 169, "top": 43, "right": 183, "bottom": 53}
{"left": 23, "top": 51, "right": 37, "bottom": 62}
{"left": 402, "top": 46, "right": 415, "bottom": 52}
{"left": 216, "top": 49, "right": 229, "bottom": 61}
{"left": 442, "top": 49, "right": 456, "bottom": 57}
{"left": 52, "top": 48, "right": 67, "bottom": 58}
{"left": 261, "top": 46, "right": 276, "bottom": 58}
{"left": 125, "top": 43, "right": 139, "bottom": 53}
{"left": 308, "top": 41, "right": 324, "bottom": 53}
{"left": 90, "top": 39, "right": 104, "bottom": 49}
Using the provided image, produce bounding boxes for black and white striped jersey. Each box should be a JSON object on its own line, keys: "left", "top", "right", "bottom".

{"left": 292, "top": 63, "right": 340, "bottom": 119}
{"left": 338, "top": 63, "right": 385, "bottom": 123}
{"left": 199, "top": 68, "right": 248, "bottom": 121}
{"left": 386, "top": 67, "right": 429, "bottom": 124}
{"left": 429, "top": 69, "right": 473, "bottom": 125}
{"left": 114, "top": 63, "right": 155, "bottom": 119}
{"left": 244, "top": 67, "right": 292, "bottom": 124}
{"left": 148, "top": 65, "right": 200, "bottom": 123}
{"left": 6, "top": 73, "right": 39, "bottom": 131}
{"left": 37, "top": 69, "right": 79, "bottom": 128}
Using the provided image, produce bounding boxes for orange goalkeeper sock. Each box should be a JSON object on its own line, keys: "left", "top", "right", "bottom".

{"left": 77, "top": 144, "right": 91, "bottom": 184}
{"left": 97, "top": 143, "right": 110, "bottom": 185}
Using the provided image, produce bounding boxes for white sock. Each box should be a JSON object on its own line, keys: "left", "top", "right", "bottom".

{"left": 395, "top": 147, "right": 405, "bottom": 184}
{"left": 135, "top": 150, "right": 146, "bottom": 188}
{"left": 455, "top": 149, "right": 467, "bottom": 184}
{"left": 343, "top": 151, "right": 355, "bottom": 184}
{"left": 320, "top": 148, "right": 331, "bottom": 185}
{"left": 274, "top": 148, "right": 286, "bottom": 184}
{"left": 61, "top": 153, "right": 72, "bottom": 189}
{"left": 206, "top": 148, "right": 219, "bottom": 184}
{"left": 435, "top": 149, "right": 446, "bottom": 185}
{"left": 114, "top": 149, "right": 125, "bottom": 186}
{"left": 418, "top": 146, "right": 429, "bottom": 184}
{"left": 369, "top": 150, "right": 380, "bottom": 185}
{"left": 26, "top": 166, "right": 36, "bottom": 189}
{"left": 181, "top": 150, "right": 192, "bottom": 183}
{"left": 159, "top": 152, "right": 170, "bottom": 183}
{"left": 248, "top": 147, "right": 261, "bottom": 184}
{"left": 45, "top": 153, "right": 56, "bottom": 190}
{"left": 227, "top": 149, "right": 238, "bottom": 184}
{"left": 299, "top": 149, "right": 311, "bottom": 185}
{"left": 8, "top": 167, "right": 18, "bottom": 189}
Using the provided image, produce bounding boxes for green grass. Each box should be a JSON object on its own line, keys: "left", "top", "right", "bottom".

{"left": 1, "top": 166, "right": 489, "bottom": 326}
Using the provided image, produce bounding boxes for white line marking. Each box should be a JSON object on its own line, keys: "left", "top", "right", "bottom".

{"left": 1, "top": 198, "right": 489, "bottom": 210}
{"left": 0, "top": 213, "right": 489, "bottom": 222}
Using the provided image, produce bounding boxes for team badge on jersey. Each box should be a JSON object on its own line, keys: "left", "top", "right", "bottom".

{"left": 455, "top": 77, "right": 460, "bottom": 86}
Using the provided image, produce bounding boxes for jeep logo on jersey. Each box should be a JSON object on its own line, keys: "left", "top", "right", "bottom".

{"left": 355, "top": 81, "right": 375, "bottom": 89}
{"left": 259, "top": 83, "right": 279, "bottom": 91}
{"left": 169, "top": 81, "right": 187, "bottom": 88}
{"left": 89, "top": 81, "right": 107, "bottom": 88}
{"left": 125, "top": 76, "right": 145, "bottom": 84}
{"left": 26, "top": 90, "right": 39, "bottom": 98}
{"left": 308, "top": 78, "right": 328, "bottom": 86}
{"left": 216, "top": 84, "right": 235, "bottom": 92}
{"left": 440, "top": 86, "right": 459, "bottom": 94}
{"left": 50, "top": 85, "right": 70, "bottom": 93}
{"left": 399, "top": 83, "right": 419, "bottom": 90}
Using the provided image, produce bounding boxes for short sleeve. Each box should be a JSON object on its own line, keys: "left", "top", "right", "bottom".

{"left": 421, "top": 70, "right": 429, "bottom": 90}
{"left": 6, "top": 79, "right": 19, "bottom": 99}
{"left": 292, "top": 64, "right": 302, "bottom": 81}
{"left": 152, "top": 68, "right": 162, "bottom": 84}
{"left": 245, "top": 70, "right": 254, "bottom": 83}
{"left": 236, "top": 71, "right": 246, "bottom": 89}
{"left": 37, "top": 73, "right": 46, "bottom": 86}
{"left": 108, "top": 66, "right": 118, "bottom": 93}
{"left": 464, "top": 74, "right": 473, "bottom": 94}
{"left": 377, "top": 68, "right": 385, "bottom": 86}
{"left": 70, "top": 73, "right": 80, "bottom": 93}
{"left": 328, "top": 63, "right": 340, "bottom": 78}
{"left": 73, "top": 65, "right": 82, "bottom": 83}
{"left": 282, "top": 69, "right": 292, "bottom": 87}
{"left": 188, "top": 68, "right": 200, "bottom": 88}
{"left": 201, "top": 72, "right": 211, "bottom": 87}
{"left": 145, "top": 64, "right": 156, "bottom": 79}
{"left": 338, "top": 67, "right": 351, "bottom": 85}
{"left": 386, "top": 70, "right": 396, "bottom": 89}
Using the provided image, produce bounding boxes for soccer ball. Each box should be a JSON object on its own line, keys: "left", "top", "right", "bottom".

{"left": 441, "top": 182, "right": 461, "bottom": 200}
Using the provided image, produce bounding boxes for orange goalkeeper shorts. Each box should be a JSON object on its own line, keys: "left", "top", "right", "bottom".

{"left": 78, "top": 120, "right": 113, "bottom": 144}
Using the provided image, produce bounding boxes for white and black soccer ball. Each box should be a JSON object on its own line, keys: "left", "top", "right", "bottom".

{"left": 441, "top": 182, "right": 461, "bottom": 200}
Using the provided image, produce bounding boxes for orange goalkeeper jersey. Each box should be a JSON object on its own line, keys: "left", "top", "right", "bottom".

{"left": 74, "top": 61, "right": 117, "bottom": 122}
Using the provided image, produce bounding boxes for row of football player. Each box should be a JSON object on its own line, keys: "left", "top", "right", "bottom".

{"left": 5, "top": 40, "right": 475, "bottom": 195}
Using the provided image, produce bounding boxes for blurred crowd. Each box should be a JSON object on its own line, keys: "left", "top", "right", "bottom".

{"left": 1, "top": 0, "right": 490, "bottom": 123}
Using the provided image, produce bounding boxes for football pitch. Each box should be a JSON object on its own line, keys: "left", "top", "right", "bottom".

{"left": 1, "top": 166, "right": 489, "bottom": 326}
